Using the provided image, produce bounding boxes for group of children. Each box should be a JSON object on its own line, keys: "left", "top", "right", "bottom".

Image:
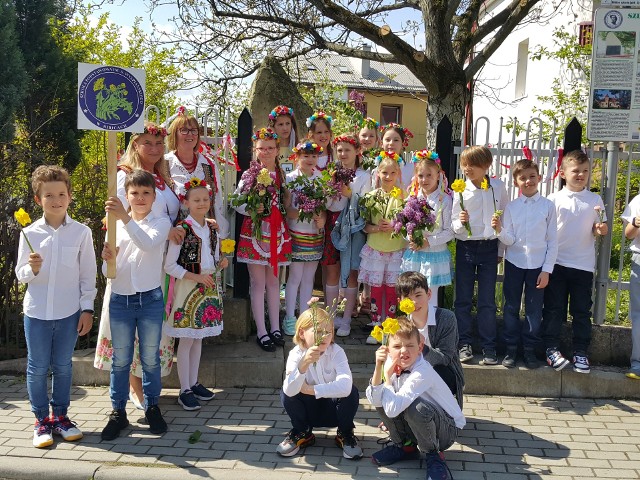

{"left": 13, "top": 103, "right": 625, "bottom": 479}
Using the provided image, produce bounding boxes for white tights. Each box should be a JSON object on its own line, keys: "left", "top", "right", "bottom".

{"left": 248, "top": 264, "right": 281, "bottom": 338}
{"left": 285, "top": 261, "right": 319, "bottom": 318}
{"left": 176, "top": 337, "right": 202, "bottom": 393}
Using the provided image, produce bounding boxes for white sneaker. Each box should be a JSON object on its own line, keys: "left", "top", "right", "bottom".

{"left": 333, "top": 316, "right": 345, "bottom": 329}
{"left": 336, "top": 325, "right": 351, "bottom": 337}
{"left": 33, "top": 418, "right": 53, "bottom": 448}
{"left": 51, "top": 415, "right": 83, "bottom": 441}
{"left": 366, "top": 335, "right": 380, "bottom": 345}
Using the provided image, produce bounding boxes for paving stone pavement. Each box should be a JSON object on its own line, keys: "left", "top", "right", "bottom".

{"left": 1, "top": 375, "right": 640, "bottom": 479}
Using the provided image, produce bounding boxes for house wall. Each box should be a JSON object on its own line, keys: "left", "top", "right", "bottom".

{"left": 358, "top": 90, "right": 429, "bottom": 151}
{"left": 471, "top": 0, "right": 595, "bottom": 143}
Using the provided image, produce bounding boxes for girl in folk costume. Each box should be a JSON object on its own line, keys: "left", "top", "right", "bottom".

{"left": 268, "top": 105, "right": 300, "bottom": 168}
{"left": 331, "top": 135, "right": 372, "bottom": 337}
{"left": 165, "top": 107, "right": 230, "bottom": 239}
{"left": 164, "top": 179, "right": 228, "bottom": 411}
{"left": 282, "top": 142, "right": 327, "bottom": 336}
{"left": 400, "top": 151, "right": 453, "bottom": 309}
{"left": 232, "top": 128, "right": 292, "bottom": 352}
{"left": 358, "top": 156, "right": 407, "bottom": 344}
{"left": 376, "top": 123, "right": 414, "bottom": 191}
{"left": 94, "top": 122, "right": 181, "bottom": 410}
{"left": 307, "top": 112, "right": 342, "bottom": 316}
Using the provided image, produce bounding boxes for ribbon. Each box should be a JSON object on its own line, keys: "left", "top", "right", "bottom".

{"left": 165, "top": 274, "right": 176, "bottom": 319}
{"left": 222, "top": 134, "right": 241, "bottom": 171}
{"left": 553, "top": 148, "right": 564, "bottom": 180}
{"left": 522, "top": 146, "right": 533, "bottom": 160}
{"left": 267, "top": 174, "right": 284, "bottom": 277}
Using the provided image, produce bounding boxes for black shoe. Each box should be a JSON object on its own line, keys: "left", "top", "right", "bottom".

{"left": 269, "top": 329, "right": 286, "bottom": 347}
{"left": 145, "top": 405, "right": 167, "bottom": 435}
{"left": 502, "top": 348, "right": 517, "bottom": 368}
{"left": 524, "top": 350, "right": 540, "bottom": 369}
{"left": 101, "top": 409, "right": 128, "bottom": 441}
{"left": 257, "top": 334, "right": 276, "bottom": 352}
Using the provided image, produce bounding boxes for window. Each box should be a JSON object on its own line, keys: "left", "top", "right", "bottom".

{"left": 515, "top": 39, "right": 529, "bottom": 99}
{"left": 579, "top": 22, "right": 593, "bottom": 47}
{"left": 381, "top": 104, "right": 402, "bottom": 124}
{"left": 338, "top": 65, "right": 351, "bottom": 74}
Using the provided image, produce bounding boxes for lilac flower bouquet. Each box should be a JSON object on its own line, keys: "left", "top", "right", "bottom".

{"left": 230, "top": 161, "right": 278, "bottom": 238}
{"left": 326, "top": 163, "right": 356, "bottom": 200}
{"left": 289, "top": 174, "right": 332, "bottom": 223}
{"left": 391, "top": 195, "right": 436, "bottom": 247}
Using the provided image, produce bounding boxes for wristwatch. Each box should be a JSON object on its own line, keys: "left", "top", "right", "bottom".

{"left": 82, "top": 309, "right": 94, "bottom": 314}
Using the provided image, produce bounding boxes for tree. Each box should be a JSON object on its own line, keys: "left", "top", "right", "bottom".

{"left": 150, "top": 0, "right": 549, "bottom": 143}
{"left": 0, "top": 1, "right": 27, "bottom": 143}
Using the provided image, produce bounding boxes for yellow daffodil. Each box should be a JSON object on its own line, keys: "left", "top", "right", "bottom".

{"left": 399, "top": 298, "right": 415, "bottom": 315}
{"left": 382, "top": 317, "right": 400, "bottom": 335}
{"left": 480, "top": 177, "right": 489, "bottom": 190}
{"left": 220, "top": 239, "right": 236, "bottom": 255}
{"left": 390, "top": 186, "right": 403, "bottom": 199}
{"left": 371, "top": 325, "right": 384, "bottom": 343}
{"left": 256, "top": 168, "right": 273, "bottom": 187}
{"left": 14, "top": 208, "right": 31, "bottom": 227}
{"left": 451, "top": 179, "right": 466, "bottom": 193}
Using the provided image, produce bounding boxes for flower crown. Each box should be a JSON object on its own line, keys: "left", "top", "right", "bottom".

{"left": 179, "top": 177, "right": 212, "bottom": 201}
{"left": 177, "top": 105, "right": 187, "bottom": 116}
{"left": 306, "top": 111, "right": 333, "bottom": 128}
{"left": 292, "top": 141, "right": 323, "bottom": 155}
{"left": 360, "top": 117, "right": 380, "bottom": 130}
{"left": 332, "top": 135, "right": 358, "bottom": 147}
{"left": 269, "top": 105, "right": 294, "bottom": 121}
{"left": 380, "top": 123, "right": 414, "bottom": 147}
{"left": 412, "top": 149, "right": 440, "bottom": 164}
{"left": 142, "top": 125, "right": 168, "bottom": 137}
{"left": 252, "top": 128, "right": 278, "bottom": 141}
{"left": 375, "top": 150, "right": 401, "bottom": 165}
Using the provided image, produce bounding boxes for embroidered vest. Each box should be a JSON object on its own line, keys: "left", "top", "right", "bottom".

{"left": 177, "top": 221, "right": 218, "bottom": 274}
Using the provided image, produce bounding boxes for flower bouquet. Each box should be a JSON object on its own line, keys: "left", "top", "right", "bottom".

{"left": 326, "top": 163, "right": 356, "bottom": 200}
{"left": 230, "top": 161, "right": 277, "bottom": 239}
{"left": 451, "top": 178, "right": 472, "bottom": 237}
{"left": 288, "top": 173, "right": 332, "bottom": 223}
{"left": 359, "top": 186, "right": 404, "bottom": 224}
{"left": 370, "top": 317, "right": 401, "bottom": 346}
{"left": 361, "top": 148, "right": 379, "bottom": 171}
{"left": 391, "top": 195, "right": 436, "bottom": 247}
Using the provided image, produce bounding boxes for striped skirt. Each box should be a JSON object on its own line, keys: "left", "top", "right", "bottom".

{"left": 290, "top": 228, "right": 324, "bottom": 261}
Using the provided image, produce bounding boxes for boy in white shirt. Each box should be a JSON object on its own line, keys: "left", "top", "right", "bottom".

{"left": 541, "top": 150, "right": 608, "bottom": 373}
{"left": 622, "top": 195, "right": 640, "bottom": 379}
{"left": 367, "top": 317, "right": 465, "bottom": 480}
{"left": 100, "top": 170, "right": 171, "bottom": 440}
{"left": 495, "top": 159, "right": 558, "bottom": 369}
{"left": 15, "top": 165, "right": 97, "bottom": 448}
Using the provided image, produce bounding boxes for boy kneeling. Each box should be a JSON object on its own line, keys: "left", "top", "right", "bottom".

{"left": 366, "top": 317, "right": 465, "bottom": 479}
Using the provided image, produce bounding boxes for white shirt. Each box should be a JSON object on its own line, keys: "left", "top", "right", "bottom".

{"left": 105, "top": 213, "right": 171, "bottom": 295}
{"left": 549, "top": 187, "right": 606, "bottom": 272}
{"left": 452, "top": 177, "right": 508, "bottom": 242}
{"left": 166, "top": 151, "right": 230, "bottom": 239}
{"left": 418, "top": 189, "right": 454, "bottom": 249}
{"left": 622, "top": 195, "right": 640, "bottom": 253}
{"left": 116, "top": 169, "right": 180, "bottom": 224}
{"left": 164, "top": 215, "right": 217, "bottom": 279}
{"left": 415, "top": 305, "right": 437, "bottom": 348}
{"left": 366, "top": 356, "right": 465, "bottom": 428}
{"left": 498, "top": 192, "right": 558, "bottom": 273}
{"left": 282, "top": 343, "right": 353, "bottom": 399}
{"left": 15, "top": 215, "right": 97, "bottom": 320}
{"left": 286, "top": 169, "right": 325, "bottom": 234}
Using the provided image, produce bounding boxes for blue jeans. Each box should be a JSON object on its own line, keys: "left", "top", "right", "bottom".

{"left": 502, "top": 261, "right": 543, "bottom": 351}
{"left": 281, "top": 385, "right": 359, "bottom": 433}
{"left": 454, "top": 239, "right": 498, "bottom": 350}
{"left": 24, "top": 311, "right": 79, "bottom": 420}
{"left": 109, "top": 287, "right": 164, "bottom": 410}
{"left": 628, "top": 253, "right": 640, "bottom": 371}
{"left": 541, "top": 265, "right": 593, "bottom": 353}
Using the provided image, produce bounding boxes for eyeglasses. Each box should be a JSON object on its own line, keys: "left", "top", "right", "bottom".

{"left": 179, "top": 128, "right": 198, "bottom": 135}
{"left": 256, "top": 147, "right": 277, "bottom": 152}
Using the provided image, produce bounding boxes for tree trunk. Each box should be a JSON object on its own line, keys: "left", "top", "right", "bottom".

{"left": 424, "top": 80, "right": 468, "bottom": 147}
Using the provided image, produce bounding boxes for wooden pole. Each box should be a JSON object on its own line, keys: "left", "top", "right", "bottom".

{"left": 106, "top": 131, "right": 118, "bottom": 278}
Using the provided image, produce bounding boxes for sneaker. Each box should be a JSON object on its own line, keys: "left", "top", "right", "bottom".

{"left": 458, "top": 344, "right": 473, "bottom": 363}
{"left": 336, "top": 325, "right": 351, "bottom": 337}
{"left": 101, "top": 409, "right": 129, "bottom": 441}
{"left": 276, "top": 429, "right": 316, "bottom": 457}
{"left": 51, "top": 415, "right": 83, "bottom": 441}
{"left": 334, "top": 316, "right": 345, "bottom": 329}
{"left": 178, "top": 390, "right": 201, "bottom": 411}
{"left": 480, "top": 349, "right": 498, "bottom": 365}
{"left": 573, "top": 353, "right": 591, "bottom": 374}
{"left": 546, "top": 348, "right": 569, "bottom": 371}
{"left": 371, "top": 442, "right": 419, "bottom": 466}
{"left": 366, "top": 334, "right": 380, "bottom": 345}
{"left": 191, "top": 383, "right": 215, "bottom": 401}
{"left": 335, "top": 429, "right": 363, "bottom": 460}
{"left": 283, "top": 315, "right": 297, "bottom": 336}
{"left": 626, "top": 369, "right": 640, "bottom": 380}
{"left": 33, "top": 418, "right": 53, "bottom": 448}
{"left": 501, "top": 348, "right": 517, "bottom": 368}
{"left": 425, "top": 451, "right": 452, "bottom": 480}
{"left": 523, "top": 350, "right": 540, "bottom": 369}
{"left": 145, "top": 405, "right": 168, "bottom": 434}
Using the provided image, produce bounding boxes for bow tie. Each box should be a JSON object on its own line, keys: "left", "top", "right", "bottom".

{"left": 394, "top": 365, "right": 411, "bottom": 376}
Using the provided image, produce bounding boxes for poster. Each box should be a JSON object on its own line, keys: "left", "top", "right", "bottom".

{"left": 587, "top": 8, "right": 640, "bottom": 141}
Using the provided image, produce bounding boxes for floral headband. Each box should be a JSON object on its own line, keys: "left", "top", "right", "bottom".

{"left": 292, "top": 141, "right": 323, "bottom": 155}
{"left": 306, "top": 111, "right": 333, "bottom": 128}
{"left": 177, "top": 105, "right": 187, "bottom": 116}
{"left": 140, "top": 125, "right": 168, "bottom": 137}
{"left": 360, "top": 117, "right": 379, "bottom": 130}
{"left": 380, "top": 123, "right": 414, "bottom": 147}
{"left": 179, "top": 177, "right": 212, "bottom": 201}
{"left": 332, "top": 135, "right": 358, "bottom": 147}
{"left": 412, "top": 149, "right": 440, "bottom": 164}
{"left": 252, "top": 128, "right": 278, "bottom": 141}
{"left": 269, "top": 105, "right": 294, "bottom": 121}
{"left": 375, "top": 150, "right": 401, "bottom": 165}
